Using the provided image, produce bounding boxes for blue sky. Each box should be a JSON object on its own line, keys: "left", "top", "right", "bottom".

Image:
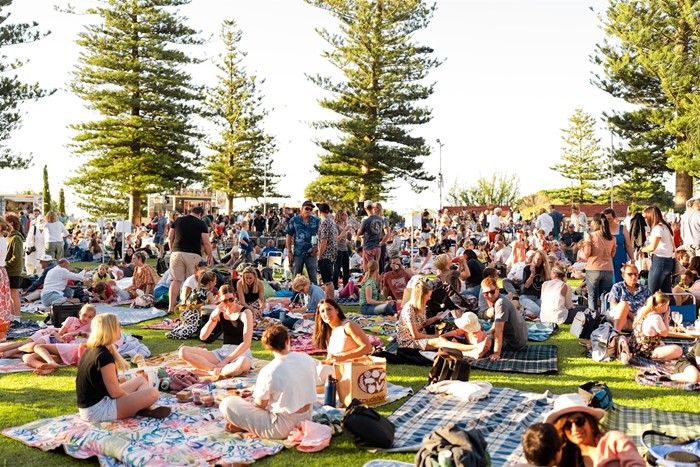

{"left": 3, "top": 0, "right": 637, "bottom": 215}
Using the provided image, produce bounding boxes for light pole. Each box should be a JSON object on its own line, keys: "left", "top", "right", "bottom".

{"left": 436, "top": 139, "right": 444, "bottom": 211}
{"left": 609, "top": 126, "right": 614, "bottom": 209}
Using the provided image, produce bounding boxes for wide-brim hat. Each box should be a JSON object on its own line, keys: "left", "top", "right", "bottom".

{"left": 543, "top": 393, "right": 606, "bottom": 424}
{"left": 39, "top": 254, "right": 55, "bottom": 262}
{"left": 454, "top": 312, "right": 480, "bottom": 332}
{"left": 418, "top": 241, "right": 428, "bottom": 248}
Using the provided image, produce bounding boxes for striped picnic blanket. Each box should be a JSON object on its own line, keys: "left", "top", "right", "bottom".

{"left": 471, "top": 345, "right": 558, "bottom": 374}
{"left": 382, "top": 386, "right": 554, "bottom": 465}
{"left": 631, "top": 356, "right": 700, "bottom": 391}
{"left": 605, "top": 404, "right": 700, "bottom": 450}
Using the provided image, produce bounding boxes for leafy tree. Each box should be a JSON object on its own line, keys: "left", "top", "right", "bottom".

{"left": 67, "top": 0, "right": 203, "bottom": 224}
{"left": 304, "top": 175, "right": 362, "bottom": 211}
{"left": 305, "top": 0, "right": 439, "bottom": 202}
{"left": 57, "top": 188, "right": 65, "bottom": 214}
{"left": 203, "top": 20, "right": 279, "bottom": 213}
{"left": 0, "top": 0, "right": 54, "bottom": 170}
{"left": 447, "top": 172, "right": 520, "bottom": 207}
{"left": 592, "top": 0, "right": 700, "bottom": 207}
{"left": 539, "top": 186, "right": 596, "bottom": 205}
{"left": 604, "top": 169, "right": 674, "bottom": 212}
{"left": 550, "top": 109, "right": 605, "bottom": 204}
{"left": 42, "top": 165, "right": 51, "bottom": 214}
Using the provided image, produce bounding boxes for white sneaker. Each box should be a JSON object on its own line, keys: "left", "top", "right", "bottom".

{"left": 618, "top": 336, "right": 631, "bottom": 365}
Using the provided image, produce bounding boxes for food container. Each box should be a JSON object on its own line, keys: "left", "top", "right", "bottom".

{"left": 201, "top": 395, "right": 215, "bottom": 407}
{"left": 176, "top": 390, "right": 192, "bottom": 402}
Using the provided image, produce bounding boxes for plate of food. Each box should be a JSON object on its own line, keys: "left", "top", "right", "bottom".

{"left": 685, "top": 327, "right": 700, "bottom": 337}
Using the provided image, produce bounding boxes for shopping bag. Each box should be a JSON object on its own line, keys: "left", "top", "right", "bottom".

{"left": 336, "top": 356, "right": 387, "bottom": 407}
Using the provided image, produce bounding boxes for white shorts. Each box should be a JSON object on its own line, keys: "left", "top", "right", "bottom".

{"left": 213, "top": 344, "right": 254, "bottom": 366}
{"left": 79, "top": 395, "right": 117, "bottom": 422}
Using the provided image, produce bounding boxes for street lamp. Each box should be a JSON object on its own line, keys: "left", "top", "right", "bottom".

{"left": 436, "top": 139, "right": 444, "bottom": 211}
{"left": 609, "top": 126, "right": 614, "bottom": 209}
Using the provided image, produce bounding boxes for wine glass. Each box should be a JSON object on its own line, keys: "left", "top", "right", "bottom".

{"left": 672, "top": 312, "right": 682, "bottom": 329}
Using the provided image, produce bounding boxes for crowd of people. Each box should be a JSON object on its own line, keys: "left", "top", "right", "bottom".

{"left": 1, "top": 199, "right": 700, "bottom": 465}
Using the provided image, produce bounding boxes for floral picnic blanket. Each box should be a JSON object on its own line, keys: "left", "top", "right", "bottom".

{"left": 2, "top": 396, "right": 283, "bottom": 466}
{"left": 346, "top": 314, "right": 397, "bottom": 336}
{"left": 143, "top": 318, "right": 179, "bottom": 330}
{"left": 631, "top": 356, "right": 700, "bottom": 391}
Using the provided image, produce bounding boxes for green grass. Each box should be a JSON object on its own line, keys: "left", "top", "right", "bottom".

{"left": 1, "top": 268, "right": 698, "bottom": 466}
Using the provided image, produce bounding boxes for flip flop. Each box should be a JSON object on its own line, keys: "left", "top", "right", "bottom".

{"left": 136, "top": 406, "right": 171, "bottom": 419}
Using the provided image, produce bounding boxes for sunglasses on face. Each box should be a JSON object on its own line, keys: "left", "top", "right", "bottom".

{"left": 563, "top": 416, "right": 587, "bottom": 431}
{"left": 483, "top": 289, "right": 498, "bottom": 296}
{"left": 303, "top": 207, "right": 313, "bottom": 211}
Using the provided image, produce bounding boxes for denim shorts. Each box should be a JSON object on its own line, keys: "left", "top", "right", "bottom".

{"left": 79, "top": 396, "right": 117, "bottom": 422}
{"left": 213, "top": 344, "right": 254, "bottom": 366}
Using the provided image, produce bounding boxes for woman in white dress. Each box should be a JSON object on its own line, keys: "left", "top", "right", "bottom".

{"left": 25, "top": 215, "right": 46, "bottom": 275}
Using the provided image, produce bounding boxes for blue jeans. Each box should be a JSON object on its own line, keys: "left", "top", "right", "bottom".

{"left": 463, "top": 284, "right": 481, "bottom": 298}
{"left": 293, "top": 255, "right": 318, "bottom": 285}
{"left": 360, "top": 303, "right": 396, "bottom": 316}
{"left": 648, "top": 255, "right": 673, "bottom": 294}
{"left": 519, "top": 295, "right": 542, "bottom": 315}
{"left": 586, "top": 270, "right": 613, "bottom": 312}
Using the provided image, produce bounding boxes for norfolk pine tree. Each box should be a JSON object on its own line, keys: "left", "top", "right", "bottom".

{"left": 42, "top": 164, "right": 50, "bottom": 214}
{"left": 305, "top": 0, "right": 439, "bottom": 203}
{"left": 204, "top": 20, "right": 279, "bottom": 213}
{"left": 67, "top": 0, "right": 203, "bottom": 223}
{"left": 0, "top": 0, "right": 53, "bottom": 170}
{"left": 593, "top": 0, "right": 700, "bottom": 208}
{"left": 550, "top": 109, "right": 604, "bottom": 204}
{"left": 57, "top": 188, "right": 65, "bottom": 214}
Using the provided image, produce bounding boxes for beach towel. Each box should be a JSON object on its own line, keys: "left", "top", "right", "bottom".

{"left": 94, "top": 305, "right": 166, "bottom": 325}
{"left": 142, "top": 318, "right": 179, "bottom": 330}
{"left": 383, "top": 386, "right": 554, "bottom": 465}
{"left": 2, "top": 395, "right": 283, "bottom": 466}
{"left": 631, "top": 356, "right": 700, "bottom": 391}
{"left": 470, "top": 345, "right": 558, "bottom": 374}
{"left": 290, "top": 334, "right": 384, "bottom": 355}
{"left": 0, "top": 358, "right": 34, "bottom": 373}
{"left": 6, "top": 320, "right": 42, "bottom": 340}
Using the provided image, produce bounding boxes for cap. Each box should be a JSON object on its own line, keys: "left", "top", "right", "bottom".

{"left": 39, "top": 254, "right": 55, "bottom": 262}
{"left": 316, "top": 203, "right": 331, "bottom": 214}
{"left": 454, "top": 312, "right": 480, "bottom": 333}
{"left": 543, "top": 393, "right": 606, "bottom": 424}
{"left": 363, "top": 200, "right": 374, "bottom": 208}
{"left": 568, "top": 223, "right": 575, "bottom": 228}
{"left": 301, "top": 200, "right": 315, "bottom": 208}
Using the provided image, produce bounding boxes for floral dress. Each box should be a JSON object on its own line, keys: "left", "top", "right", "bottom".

{"left": 396, "top": 304, "right": 430, "bottom": 350}
{"left": 167, "top": 288, "right": 208, "bottom": 340}
{"left": 628, "top": 315, "right": 662, "bottom": 359}
{"left": 0, "top": 236, "right": 11, "bottom": 323}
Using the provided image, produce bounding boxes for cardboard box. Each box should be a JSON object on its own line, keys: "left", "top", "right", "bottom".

{"left": 336, "top": 357, "right": 387, "bottom": 407}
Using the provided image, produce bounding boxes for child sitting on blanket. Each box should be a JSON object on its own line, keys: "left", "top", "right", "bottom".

{"left": 92, "top": 281, "right": 116, "bottom": 304}
{"left": 107, "top": 279, "right": 131, "bottom": 302}
{"left": 518, "top": 423, "right": 562, "bottom": 467}
{"left": 441, "top": 311, "right": 492, "bottom": 359}
{"left": 0, "top": 304, "right": 95, "bottom": 358}
{"left": 76, "top": 312, "right": 170, "bottom": 421}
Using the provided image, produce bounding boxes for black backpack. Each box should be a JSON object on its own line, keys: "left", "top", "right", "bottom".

{"left": 428, "top": 347, "right": 471, "bottom": 384}
{"left": 156, "top": 257, "right": 167, "bottom": 276}
{"left": 342, "top": 398, "right": 395, "bottom": 449}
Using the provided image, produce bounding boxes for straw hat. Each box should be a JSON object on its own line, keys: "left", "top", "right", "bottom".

{"left": 418, "top": 241, "right": 428, "bottom": 248}
{"left": 543, "top": 393, "right": 606, "bottom": 424}
{"left": 39, "top": 254, "right": 55, "bottom": 262}
{"left": 454, "top": 312, "right": 480, "bottom": 333}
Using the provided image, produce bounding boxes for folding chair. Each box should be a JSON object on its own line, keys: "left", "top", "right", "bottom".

{"left": 267, "top": 251, "right": 287, "bottom": 280}
{"left": 668, "top": 292, "right": 697, "bottom": 326}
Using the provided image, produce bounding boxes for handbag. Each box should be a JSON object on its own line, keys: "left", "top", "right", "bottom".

{"left": 579, "top": 381, "right": 614, "bottom": 410}
{"left": 642, "top": 430, "right": 700, "bottom": 465}
{"left": 428, "top": 347, "right": 470, "bottom": 384}
{"left": 342, "top": 398, "right": 395, "bottom": 449}
{"left": 570, "top": 308, "right": 601, "bottom": 339}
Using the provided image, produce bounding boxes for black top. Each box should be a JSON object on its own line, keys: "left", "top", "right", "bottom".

{"left": 221, "top": 312, "right": 245, "bottom": 345}
{"left": 171, "top": 215, "right": 208, "bottom": 254}
{"left": 465, "top": 259, "right": 484, "bottom": 287}
{"left": 253, "top": 217, "right": 266, "bottom": 233}
{"left": 522, "top": 265, "right": 545, "bottom": 297}
{"left": 242, "top": 289, "right": 259, "bottom": 305}
{"left": 76, "top": 346, "right": 114, "bottom": 408}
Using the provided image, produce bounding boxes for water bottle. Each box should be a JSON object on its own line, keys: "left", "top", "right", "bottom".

{"left": 324, "top": 376, "right": 337, "bottom": 407}
{"left": 438, "top": 450, "right": 454, "bottom": 467}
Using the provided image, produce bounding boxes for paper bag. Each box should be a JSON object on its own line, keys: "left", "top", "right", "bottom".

{"left": 118, "top": 367, "right": 159, "bottom": 388}
{"left": 336, "top": 356, "right": 387, "bottom": 407}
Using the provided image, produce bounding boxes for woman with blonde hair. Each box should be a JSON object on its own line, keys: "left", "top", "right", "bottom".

{"left": 358, "top": 260, "right": 396, "bottom": 315}
{"left": 44, "top": 210, "right": 68, "bottom": 260}
{"left": 640, "top": 206, "right": 675, "bottom": 293}
{"left": 627, "top": 292, "right": 683, "bottom": 361}
{"left": 582, "top": 213, "right": 616, "bottom": 312}
{"left": 237, "top": 266, "right": 265, "bottom": 319}
{"left": 76, "top": 313, "right": 168, "bottom": 421}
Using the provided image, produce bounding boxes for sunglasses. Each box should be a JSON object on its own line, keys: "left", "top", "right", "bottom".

{"left": 303, "top": 207, "right": 313, "bottom": 211}
{"left": 563, "top": 416, "right": 587, "bottom": 431}
{"left": 483, "top": 289, "right": 498, "bottom": 296}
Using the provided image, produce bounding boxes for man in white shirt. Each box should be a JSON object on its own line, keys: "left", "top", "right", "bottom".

{"left": 535, "top": 208, "right": 554, "bottom": 238}
{"left": 41, "top": 259, "right": 91, "bottom": 306}
{"left": 488, "top": 207, "right": 502, "bottom": 243}
{"left": 681, "top": 199, "right": 700, "bottom": 258}
{"left": 571, "top": 205, "right": 587, "bottom": 233}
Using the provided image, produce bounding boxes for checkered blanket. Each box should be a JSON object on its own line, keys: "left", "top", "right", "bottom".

{"left": 382, "top": 386, "right": 554, "bottom": 465}
{"left": 480, "top": 321, "right": 557, "bottom": 342}
{"left": 471, "top": 345, "right": 558, "bottom": 374}
{"left": 94, "top": 305, "right": 167, "bottom": 325}
{"left": 605, "top": 404, "right": 700, "bottom": 449}
{"left": 631, "top": 356, "right": 700, "bottom": 391}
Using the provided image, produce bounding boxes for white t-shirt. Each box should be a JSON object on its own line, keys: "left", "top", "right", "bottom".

{"left": 253, "top": 351, "right": 321, "bottom": 414}
{"left": 44, "top": 221, "right": 69, "bottom": 243}
{"left": 41, "top": 267, "right": 86, "bottom": 296}
{"left": 536, "top": 213, "right": 554, "bottom": 237}
{"left": 641, "top": 313, "right": 666, "bottom": 337}
{"left": 649, "top": 224, "right": 674, "bottom": 258}
{"left": 540, "top": 280, "right": 574, "bottom": 325}
{"left": 0, "top": 236, "right": 6, "bottom": 267}
{"left": 180, "top": 274, "right": 198, "bottom": 301}
{"left": 488, "top": 214, "right": 501, "bottom": 233}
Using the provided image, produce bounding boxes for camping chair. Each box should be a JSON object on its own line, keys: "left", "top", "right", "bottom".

{"left": 668, "top": 292, "right": 698, "bottom": 326}
{"left": 267, "top": 251, "right": 287, "bottom": 280}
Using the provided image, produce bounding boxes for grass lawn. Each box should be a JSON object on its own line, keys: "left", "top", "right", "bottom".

{"left": 1, "top": 263, "right": 698, "bottom": 466}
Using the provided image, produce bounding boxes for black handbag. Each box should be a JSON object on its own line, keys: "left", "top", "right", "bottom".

{"left": 428, "top": 347, "right": 471, "bottom": 384}
{"left": 342, "top": 398, "right": 395, "bottom": 449}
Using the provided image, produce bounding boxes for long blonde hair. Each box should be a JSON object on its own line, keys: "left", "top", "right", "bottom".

{"left": 240, "top": 266, "right": 260, "bottom": 294}
{"left": 407, "top": 279, "right": 432, "bottom": 315}
{"left": 360, "top": 260, "right": 380, "bottom": 286}
{"left": 633, "top": 291, "right": 670, "bottom": 329}
{"left": 87, "top": 313, "right": 128, "bottom": 372}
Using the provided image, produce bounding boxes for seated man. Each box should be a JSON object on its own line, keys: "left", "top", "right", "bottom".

{"left": 219, "top": 324, "right": 322, "bottom": 439}
{"left": 381, "top": 256, "right": 414, "bottom": 305}
{"left": 22, "top": 255, "right": 58, "bottom": 302}
{"left": 40, "top": 259, "right": 91, "bottom": 307}
{"left": 607, "top": 262, "right": 651, "bottom": 332}
{"left": 560, "top": 223, "right": 583, "bottom": 262}
{"left": 482, "top": 277, "right": 528, "bottom": 360}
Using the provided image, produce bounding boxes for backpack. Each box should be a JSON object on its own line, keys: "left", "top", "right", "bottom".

{"left": 131, "top": 294, "right": 157, "bottom": 309}
{"left": 428, "top": 347, "right": 471, "bottom": 384}
{"left": 342, "top": 398, "right": 395, "bottom": 449}
{"left": 571, "top": 308, "right": 601, "bottom": 339}
{"left": 642, "top": 430, "right": 700, "bottom": 466}
{"left": 590, "top": 322, "right": 619, "bottom": 362}
{"left": 156, "top": 256, "right": 167, "bottom": 276}
{"left": 579, "top": 381, "right": 614, "bottom": 410}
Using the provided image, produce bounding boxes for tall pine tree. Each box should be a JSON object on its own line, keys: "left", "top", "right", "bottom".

{"left": 67, "top": 0, "right": 203, "bottom": 223}
{"left": 305, "top": 0, "right": 439, "bottom": 203}
{"left": 0, "top": 0, "right": 53, "bottom": 170}
{"left": 42, "top": 165, "right": 51, "bottom": 214}
{"left": 57, "top": 188, "right": 65, "bottom": 214}
{"left": 592, "top": 0, "right": 700, "bottom": 207}
{"left": 203, "top": 20, "right": 279, "bottom": 213}
{"left": 550, "top": 109, "right": 605, "bottom": 204}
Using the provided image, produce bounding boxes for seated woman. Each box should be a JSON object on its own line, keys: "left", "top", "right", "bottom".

{"left": 219, "top": 324, "right": 321, "bottom": 439}
{"left": 125, "top": 251, "right": 158, "bottom": 298}
{"left": 626, "top": 292, "right": 683, "bottom": 362}
{"left": 179, "top": 284, "right": 254, "bottom": 378}
{"left": 396, "top": 279, "right": 482, "bottom": 354}
{"left": 544, "top": 393, "right": 645, "bottom": 466}
{"left": 668, "top": 338, "right": 700, "bottom": 383}
{"left": 237, "top": 266, "right": 266, "bottom": 319}
{"left": 281, "top": 275, "right": 326, "bottom": 329}
{"left": 540, "top": 266, "right": 585, "bottom": 325}
{"left": 358, "top": 260, "right": 396, "bottom": 316}
{"left": 167, "top": 271, "right": 216, "bottom": 340}
{"left": 76, "top": 313, "right": 169, "bottom": 421}
{"left": 412, "top": 242, "right": 435, "bottom": 274}
{"left": 312, "top": 299, "right": 372, "bottom": 363}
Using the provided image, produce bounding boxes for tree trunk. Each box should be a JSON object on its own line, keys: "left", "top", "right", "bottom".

{"left": 227, "top": 194, "right": 234, "bottom": 214}
{"left": 129, "top": 191, "right": 142, "bottom": 226}
{"left": 675, "top": 171, "right": 693, "bottom": 209}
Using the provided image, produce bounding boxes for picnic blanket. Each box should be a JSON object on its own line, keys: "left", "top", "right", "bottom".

{"left": 346, "top": 314, "right": 397, "bottom": 336}
{"left": 470, "top": 345, "right": 558, "bottom": 374}
{"left": 480, "top": 321, "right": 558, "bottom": 342}
{"left": 94, "top": 305, "right": 167, "bottom": 325}
{"left": 290, "top": 334, "right": 384, "bottom": 355}
{"left": 605, "top": 403, "right": 700, "bottom": 450}
{"left": 142, "top": 318, "right": 179, "bottom": 330}
{"left": 2, "top": 395, "right": 284, "bottom": 466}
{"left": 6, "top": 320, "right": 43, "bottom": 340}
{"left": 0, "top": 358, "right": 34, "bottom": 374}
{"left": 631, "top": 356, "right": 700, "bottom": 391}
{"left": 383, "top": 386, "right": 554, "bottom": 465}
{"left": 336, "top": 298, "right": 360, "bottom": 306}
